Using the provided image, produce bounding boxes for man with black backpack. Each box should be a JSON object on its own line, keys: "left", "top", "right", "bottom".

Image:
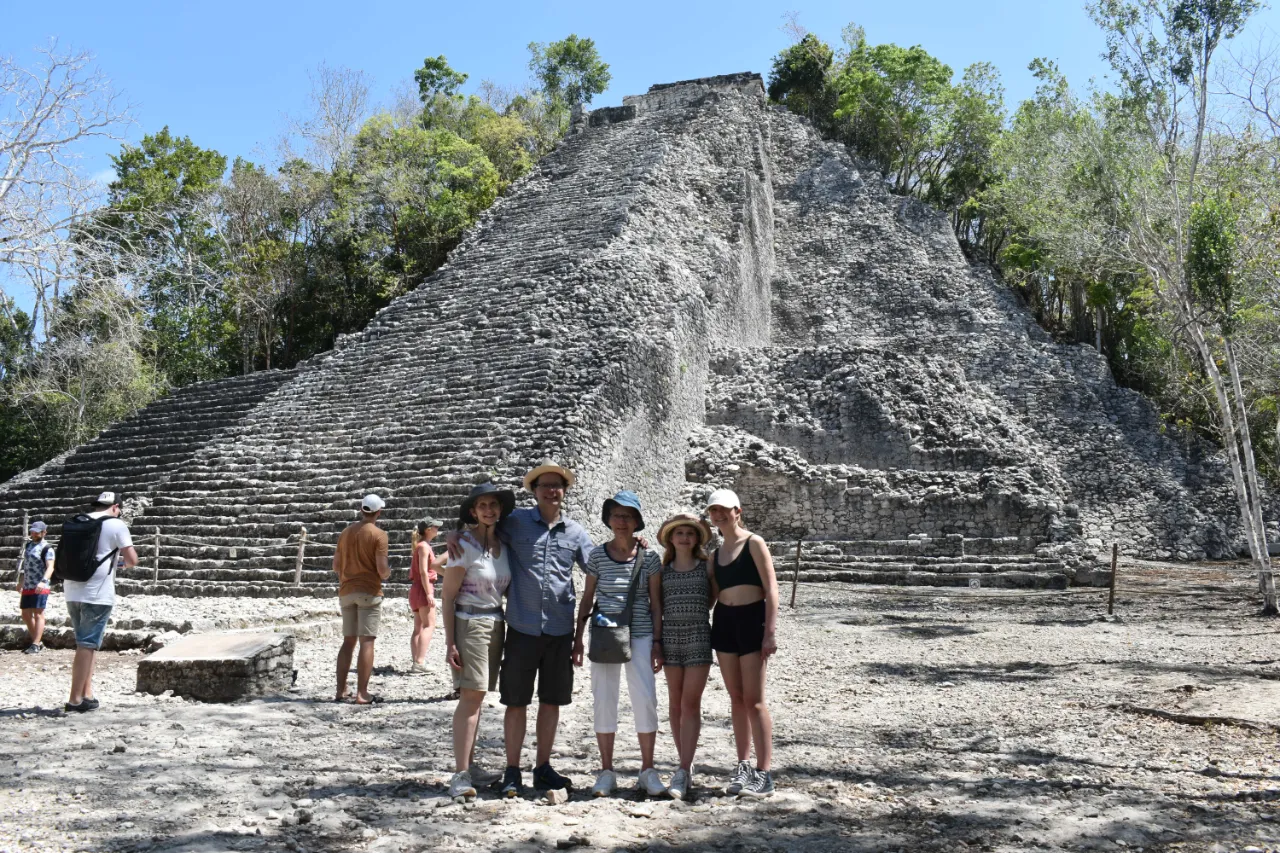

{"left": 55, "top": 491, "right": 137, "bottom": 713}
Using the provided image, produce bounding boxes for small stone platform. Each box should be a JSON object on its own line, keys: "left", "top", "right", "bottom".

{"left": 136, "top": 632, "right": 295, "bottom": 702}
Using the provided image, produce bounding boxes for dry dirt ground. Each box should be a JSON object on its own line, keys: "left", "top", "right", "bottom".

{"left": 1, "top": 562, "right": 1278, "bottom": 853}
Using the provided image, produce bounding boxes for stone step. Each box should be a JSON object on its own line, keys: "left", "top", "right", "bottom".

{"left": 794, "top": 568, "right": 1070, "bottom": 590}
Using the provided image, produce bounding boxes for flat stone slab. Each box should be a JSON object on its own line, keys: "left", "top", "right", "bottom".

{"left": 137, "top": 631, "right": 294, "bottom": 702}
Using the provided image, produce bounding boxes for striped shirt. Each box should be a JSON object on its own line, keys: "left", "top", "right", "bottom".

{"left": 500, "top": 507, "right": 594, "bottom": 637}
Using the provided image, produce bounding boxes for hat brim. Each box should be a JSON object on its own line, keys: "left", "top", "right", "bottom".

{"left": 523, "top": 464, "right": 576, "bottom": 491}
{"left": 601, "top": 499, "right": 645, "bottom": 532}
{"left": 460, "top": 489, "right": 516, "bottom": 525}
{"left": 657, "top": 515, "right": 713, "bottom": 551}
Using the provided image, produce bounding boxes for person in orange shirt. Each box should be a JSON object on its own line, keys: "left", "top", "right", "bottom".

{"left": 333, "top": 493, "right": 391, "bottom": 704}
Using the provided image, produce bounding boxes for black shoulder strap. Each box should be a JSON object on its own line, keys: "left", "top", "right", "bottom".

{"left": 620, "top": 546, "right": 647, "bottom": 628}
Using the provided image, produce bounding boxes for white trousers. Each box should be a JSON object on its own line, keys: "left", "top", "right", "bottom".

{"left": 590, "top": 635, "right": 658, "bottom": 734}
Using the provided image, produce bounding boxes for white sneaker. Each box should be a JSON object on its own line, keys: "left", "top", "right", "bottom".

{"left": 667, "top": 768, "right": 690, "bottom": 800}
{"left": 639, "top": 767, "right": 667, "bottom": 797}
{"left": 591, "top": 769, "right": 617, "bottom": 797}
{"left": 410, "top": 662, "right": 428, "bottom": 673}
{"left": 448, "top": 770, "right": 476, "bottom": 800}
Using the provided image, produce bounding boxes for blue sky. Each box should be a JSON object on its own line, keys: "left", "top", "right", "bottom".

{"left": 4, "top": 0, "right": 1279, "bottom": 315}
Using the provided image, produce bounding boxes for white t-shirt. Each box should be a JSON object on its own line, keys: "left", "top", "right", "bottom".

{"left": 446, "top": 532, "right": 511, "bottom": 618}
{"left": 63, "top": 511, "right": 133, "bottom": 605}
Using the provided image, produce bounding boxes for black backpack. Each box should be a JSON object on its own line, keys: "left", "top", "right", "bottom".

{"left": 52, "top": 514, "right": 117, "bottom": 583}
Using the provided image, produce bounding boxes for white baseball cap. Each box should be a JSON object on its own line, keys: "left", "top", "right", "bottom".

{"left": 706, "top": 488, "right": 741, "bottom": 511}
{"left": 361, "top": 493, "right": 385, "bottom": 513}
{"left": 94, "top": 491, "right": 119, "bottom": 507}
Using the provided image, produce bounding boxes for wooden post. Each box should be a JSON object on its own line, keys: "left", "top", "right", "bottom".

{"left": 153, "top": 528, "right": 160, "bottom": 582}
{"left": 1107, "top": 542, "right": 1118, "bottom": 615}
{"left": 790, "top": 539, "right": 802, "bottom": 609}
{"left": 17, "top": 510, "right": 29, "bottom": 586}
{"left": 294, "top": 527, "right": 307, "bottom": 587}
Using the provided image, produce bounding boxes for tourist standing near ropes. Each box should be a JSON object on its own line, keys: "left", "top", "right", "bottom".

{"left": 654, "top": 512, "right": 715, "bottom": 800}
{"left": 332, "top": 493, "right": 390, "bottom": 704}
{"left": 408, "top": 518, "right": 445, "bottom": 672}
{"left": 447, "top": 461, "right": 593, "bottom": 797}
{"left": 443, "top": 484, "right": 513, "bottom": 802}
{"left": 572, "top": 491, "right": 666, "bottom": 798}
{"left": 17, "top": 520, "right": 56, "bottom": 654}
{"left": 707, "top": 488, "right": 778, "bottom": 797}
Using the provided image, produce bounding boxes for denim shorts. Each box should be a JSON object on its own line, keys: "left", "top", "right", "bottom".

{"left": 19, "top": 592, "right": 49, "bottom": 610}
{"left": 67, "top": 601, "right": 113, "bottom": 650}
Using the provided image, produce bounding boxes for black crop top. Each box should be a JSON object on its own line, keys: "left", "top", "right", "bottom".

{"left": 714, "top": 536, "right": 764, "bottom": 590}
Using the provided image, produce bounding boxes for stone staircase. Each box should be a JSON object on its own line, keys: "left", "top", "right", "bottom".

{"left": 1, "top": 73, "right": 1267, "bottom": 599}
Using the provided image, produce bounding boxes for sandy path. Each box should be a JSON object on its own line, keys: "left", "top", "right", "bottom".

{"left": 1, "top": 571, "right": 1277, "bottom": 853}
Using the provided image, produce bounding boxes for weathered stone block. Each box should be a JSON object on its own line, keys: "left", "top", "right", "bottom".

{"left": 136, "top": 632, "right": 294, "bottom": 702}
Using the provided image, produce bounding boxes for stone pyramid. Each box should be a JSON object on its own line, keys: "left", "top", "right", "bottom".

{"left": 2, "top": 73, "right": 1267, "bottom": 597}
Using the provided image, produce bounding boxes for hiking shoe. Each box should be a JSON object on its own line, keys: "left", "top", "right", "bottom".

{"left": 499, "top": 766, "right": 523, "bottom": 798}
{"left": 667, "top": 768, "right": 690, "bottom": 800}
{"left": 725, "top": 760, "right": 752, "bottom": 795}
{"left": 739, "top": 769, "right": 774, "bottom": 798}
{"left": 63, "top": 700, "right": 92, "bottom": 714}
{"left": 448, "top": 770, "right": 476, "bottom": 800}
{"left": 639, "top": 768, "right": 667, "bottom": 797}
{"left": 22, "top": 643, "right": 42, "bottom": 654}
{"left": 81, "top": 698, "right": 100, "bottom": 711}
{"left": 590, "top": 769, "right": 616, "bottom": 797}
{"left": 532, "top": 763, "right": 573, "bottom": 792}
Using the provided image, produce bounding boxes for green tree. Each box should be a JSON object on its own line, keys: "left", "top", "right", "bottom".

{"left": 528, "top": 34, "right": 611, "bottom": 132}
{"left": 767, "top": 34, "right": 836, "bottom": 122}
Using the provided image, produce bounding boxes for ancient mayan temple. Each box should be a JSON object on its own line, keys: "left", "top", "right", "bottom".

{"left": 2, "top": 74, "right": 1268, "bottom": 596}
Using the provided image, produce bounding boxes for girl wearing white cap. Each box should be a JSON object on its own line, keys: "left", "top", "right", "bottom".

{"left": 706, "top": 488, "right": 778, "bottom": 797}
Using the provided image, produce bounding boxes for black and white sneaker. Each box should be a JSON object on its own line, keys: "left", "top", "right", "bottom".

{"left": 739, "top": 769, "right": 775, "bottom": 798}
{"left": 725, "top": 760, "right": 753, "bottom": 795}
{"left": 533, "top": 762, "right": 573, "bottom": 792}
{"left": 22, "top": 643, "right": 42, "bottom": 654}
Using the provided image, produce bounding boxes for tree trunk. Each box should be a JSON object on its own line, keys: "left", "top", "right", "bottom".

{"left": 1185, "top": 310, "right": 1276, "bottom": 615}
{"left": 1224, "top": 336, "right": 1277, "bottom": 614}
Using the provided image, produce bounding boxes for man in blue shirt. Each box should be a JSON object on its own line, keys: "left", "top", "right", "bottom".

{"left": 452, "top": 462, "right": 593, "bottom": 796}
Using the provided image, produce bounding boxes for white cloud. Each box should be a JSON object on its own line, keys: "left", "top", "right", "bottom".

{"left": 90, "top": 167, "right": 116, "bottom": 187}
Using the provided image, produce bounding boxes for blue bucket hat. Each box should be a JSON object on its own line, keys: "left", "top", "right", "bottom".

{"left": 459, "top": 483, "right": 516, "bottom": 525}
{"left": 601, "top": 490, "right": 645, "bottom": 531}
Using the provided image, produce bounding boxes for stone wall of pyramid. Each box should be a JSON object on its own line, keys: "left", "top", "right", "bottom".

{"left": 1, "top": 72, "right": 1271, "bottom": 596}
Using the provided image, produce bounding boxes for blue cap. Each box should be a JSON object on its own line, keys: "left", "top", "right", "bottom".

{"left": 601, "top": 490, "right": 645, "bottom": 531}
{"left": 29, "top": 521, "right": 47, "bottom": 533}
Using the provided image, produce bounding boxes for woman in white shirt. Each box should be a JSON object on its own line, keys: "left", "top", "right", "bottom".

{"left": 443, "top": 483, "right": 514, "bottom": 801}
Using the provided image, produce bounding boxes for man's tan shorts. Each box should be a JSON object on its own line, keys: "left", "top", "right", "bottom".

{"left": 453, "top": 616, "right": 505, "bottom": 692}
{"left": 340, "top": 593, "right": 384, "bottom": 637}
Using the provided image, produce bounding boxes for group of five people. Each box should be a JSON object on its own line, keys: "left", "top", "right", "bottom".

{"left": 331, "top": 461, "right": 779, "bottom": 801}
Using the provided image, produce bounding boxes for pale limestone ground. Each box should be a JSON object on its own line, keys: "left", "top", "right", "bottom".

{"left": 0, "top": 569, "right": 1278, "bottom": 853}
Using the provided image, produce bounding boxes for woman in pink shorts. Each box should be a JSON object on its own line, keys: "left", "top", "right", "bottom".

{"left": 409, "top": 519, "right": 445, "bottom": 671}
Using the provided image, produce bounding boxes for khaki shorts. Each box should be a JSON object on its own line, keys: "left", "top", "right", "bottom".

{"left": 453, "top": 616, "right": 505, "bottom": 692}
{"left": 340, "top": 593, "right": 383, "bottom": 637}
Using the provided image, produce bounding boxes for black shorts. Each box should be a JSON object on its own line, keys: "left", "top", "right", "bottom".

{"left": 711, "top": 600, "right": 766, "bottom": 656}
{"left": 499, "top": 627, "right": 574, "bottom": 707}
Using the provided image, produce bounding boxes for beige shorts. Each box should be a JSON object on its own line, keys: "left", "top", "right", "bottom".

{"left": 453, "top": 616, "right": 505, "bottom": 692}
{"left": 340, "top": 593, "right": 384, "bottom": 637}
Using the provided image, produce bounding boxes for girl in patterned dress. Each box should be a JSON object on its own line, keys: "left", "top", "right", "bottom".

{"left": 655, "top": 513, "right": 714, "bottom": 800}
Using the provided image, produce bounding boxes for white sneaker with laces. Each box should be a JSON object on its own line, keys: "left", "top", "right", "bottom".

{"left": 448, "top": 770, "right": 476, "bottom": 800}
{"left": 591, "top": 769, "right": 617, "bottom": 797}
{"left": 667, "top": 768, "right": 690, "bottom": 800}
{"left": 639, "top": 767, "right": 667, "bottom": 797}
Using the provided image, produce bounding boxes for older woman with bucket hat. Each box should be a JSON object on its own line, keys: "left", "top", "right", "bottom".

{"left": 573, "top": 490, "right": 666, "bottom": 798}
{"left": 655, "top": 512, "right": 715, "bottom": 799}
{"left": 443, "top": 483, "right": 514, "bottom": 802}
